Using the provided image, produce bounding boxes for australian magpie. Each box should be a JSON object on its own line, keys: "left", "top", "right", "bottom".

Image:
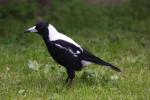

{"left": 25, "top": 21, "right": 121, "bottom": 84}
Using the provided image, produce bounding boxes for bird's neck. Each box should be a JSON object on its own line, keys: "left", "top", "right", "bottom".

{"left": 42, "top": 24, "right": 59, "bottom": 49}
{"left": 41, "top": 24, "right": 57, "bottom": 42}
{"left": 47, "top": 24, "right": 58, "bottom": 41}
{"left": 42, "top": 33, "right": 53, "bottom": 52}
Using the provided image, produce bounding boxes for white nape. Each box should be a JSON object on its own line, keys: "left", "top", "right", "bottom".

{"left": 48, "top": 24, "right": 83, "bottom": 51}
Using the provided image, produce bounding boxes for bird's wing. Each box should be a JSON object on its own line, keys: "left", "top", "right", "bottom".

{"left": 49, "top": 32, "right": 82, "bottom": 50}
{"left": 52, "top": 39, "right": 83, "bottom": 57}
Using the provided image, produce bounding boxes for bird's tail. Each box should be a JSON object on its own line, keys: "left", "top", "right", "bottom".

{"left": 82, "top": 49, "right": 121, "bottom": 72}
{"left": 92, "top": 57, "right": 121, "bottom": 72}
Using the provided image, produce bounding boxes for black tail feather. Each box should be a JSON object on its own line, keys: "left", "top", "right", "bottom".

{"left": 82, "top": 49, "right": 121, "bottom": 72}
{"left": 93, "top": 58, "right": 121, "bottom": 72}
{"left": 107, "top": 64, "right": 121, "bottom": 72}
{"left": 110, "top": 65, "right": 121, "bottom": 72}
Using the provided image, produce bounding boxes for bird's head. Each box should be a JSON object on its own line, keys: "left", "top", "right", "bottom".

{"left": 25, "top": 21, "right": 49, "bottom": 35}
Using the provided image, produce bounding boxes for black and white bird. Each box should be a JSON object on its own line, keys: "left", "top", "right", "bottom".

{"left": 25, "top": 21, "right": 121, "bottom": 84}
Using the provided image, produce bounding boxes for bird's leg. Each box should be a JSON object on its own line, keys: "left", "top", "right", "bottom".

{"left": 66, "top": 76, "right": 69, "bottom": 83}
{"left": 69, "top": 71, "right": 75, "bottom": 85}
{"left": 66, "top": 69, "right": 70, "bottom": 83}
{"left": 66, "top": 69, "right": 75, "bottom": 85}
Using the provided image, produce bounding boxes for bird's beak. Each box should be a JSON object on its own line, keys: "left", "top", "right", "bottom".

{"left": 24, "top": 26, "right": 38, "bottom": 33}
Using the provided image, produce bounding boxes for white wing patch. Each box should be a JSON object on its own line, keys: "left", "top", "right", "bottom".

{"left": 48, "top": 24, "right": 83, "bottom": 51}
{"left": 69, "top": 49, "right": 78, "bottom": 57}
{"left": 55, "top": 43, "right": 79, "bottom": 57}
{"left": 81, "top": 60, "right": 92, "bottom": 66}
{"left": 76, "top": 50, "right": 80, "bottom": 54}
{"left": 55, "top": 43, "right": 67, "bottom": 50}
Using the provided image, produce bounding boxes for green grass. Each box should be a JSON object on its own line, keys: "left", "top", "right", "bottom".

{"left": 0, "top": 0, "right": 150, "bottom": 99}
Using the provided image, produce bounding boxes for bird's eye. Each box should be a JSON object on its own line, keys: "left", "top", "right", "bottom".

{"left": 35, "top": 26, "right": 38, "bottom": 29}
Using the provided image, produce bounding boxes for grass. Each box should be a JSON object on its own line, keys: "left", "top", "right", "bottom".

{"left": 0, "top": 0, "right": 150, "bottom": 99}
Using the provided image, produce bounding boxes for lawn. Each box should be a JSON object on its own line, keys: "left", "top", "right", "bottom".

{"left": 0, "top": 0, "right": 150, "bottom": 99}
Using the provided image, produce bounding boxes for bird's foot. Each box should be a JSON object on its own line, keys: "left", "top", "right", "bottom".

{"left": 66, "top": 77, "right": 69, "bottom": 83}
{"left": 65, "top": 77, "right": 73, "bottom": 87}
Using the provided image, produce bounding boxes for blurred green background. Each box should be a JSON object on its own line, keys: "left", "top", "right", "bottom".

{"left": 0, "top": 0, "right": 150, "bottom": 99}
